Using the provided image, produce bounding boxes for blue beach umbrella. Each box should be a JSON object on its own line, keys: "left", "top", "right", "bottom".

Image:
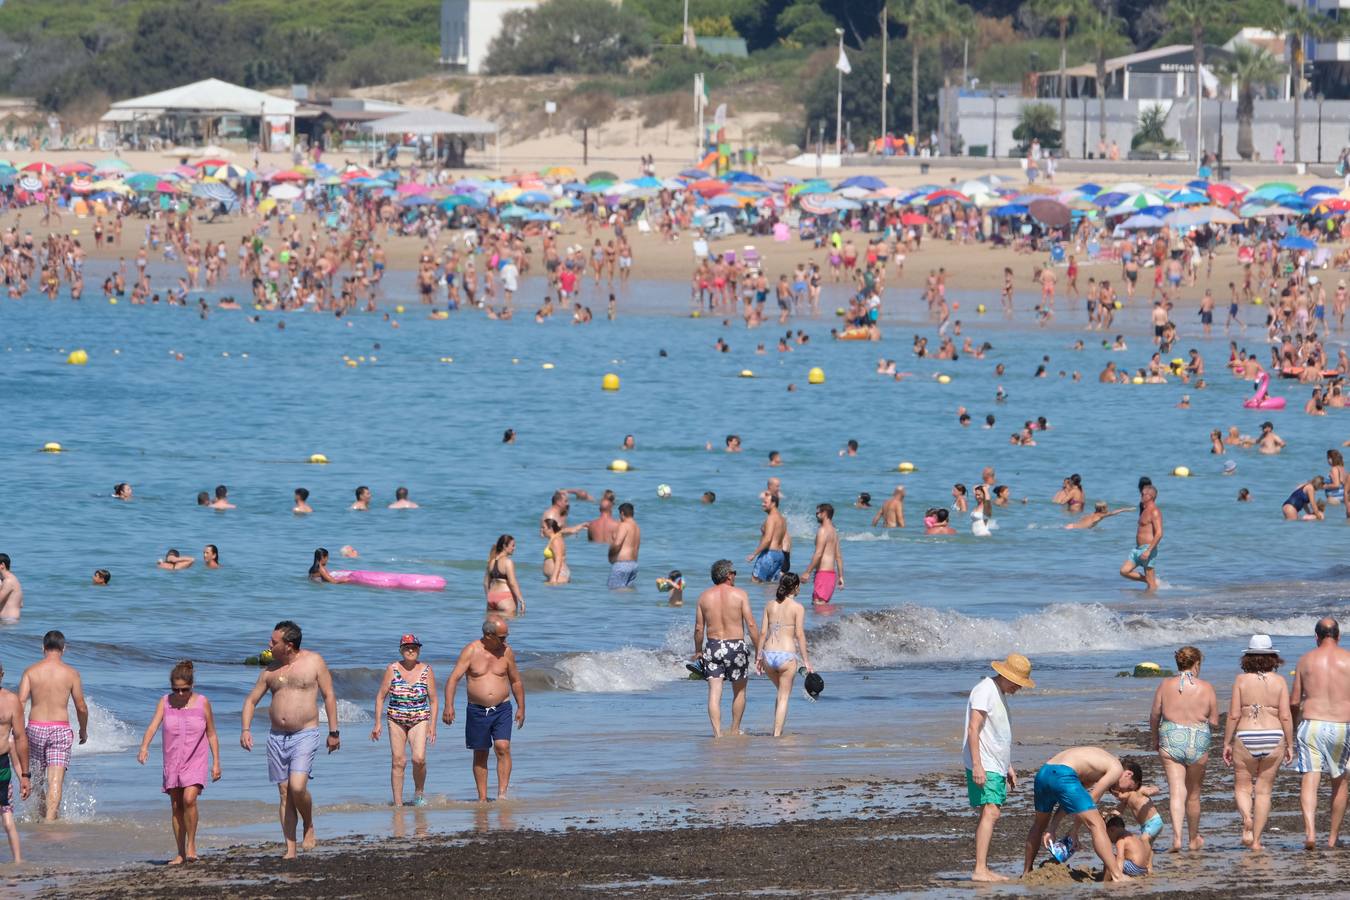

{"left": 1279, "top": 235, "right": 1317, "bottom": 250}
{"left": 990, "top": 204, "right": 1028, "bottom": 217}
{"left": 1094, "top": 192, "right": 1127, "bottom": 208}
{"left": 837, "top": 174, "right": 886, "bottom": 191}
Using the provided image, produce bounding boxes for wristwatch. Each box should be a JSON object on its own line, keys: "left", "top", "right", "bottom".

{"left": 329, "top": 730, "right": 340, "bottom": 738}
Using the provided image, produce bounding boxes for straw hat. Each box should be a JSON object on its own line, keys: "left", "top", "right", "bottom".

{"left": 1243, "top": 634, "right": 1278, "bottom": 655}
{"left": 991, "top": 653, "right": 1035, "bottom": 688}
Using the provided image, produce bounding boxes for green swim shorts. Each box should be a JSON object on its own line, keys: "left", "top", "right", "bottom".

{"left": 965, "top": 769, "right": 1007, "bottom": 808}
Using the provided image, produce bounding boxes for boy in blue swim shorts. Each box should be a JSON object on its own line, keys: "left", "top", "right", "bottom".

{"left": 1025, "top": 747, "right": 1138, "bottom": 881}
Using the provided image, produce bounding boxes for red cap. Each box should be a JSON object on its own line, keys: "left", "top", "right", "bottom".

{"left": 400, "top": 633, "right": 421, "bottom": 647}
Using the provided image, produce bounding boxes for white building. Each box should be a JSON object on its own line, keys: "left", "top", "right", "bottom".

{"left": 441, "top": 0, "right": 544, "bottom": 74}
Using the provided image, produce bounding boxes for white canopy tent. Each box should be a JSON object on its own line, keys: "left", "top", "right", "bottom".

{"left": 363, "top": 108, "right": 499, "bottom": 168}
{"left": 105, "top": 78, "right": 300, "bottom": 150}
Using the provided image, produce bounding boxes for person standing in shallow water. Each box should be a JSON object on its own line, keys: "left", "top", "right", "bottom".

{"left": 1291, "top": 617, "right": 1350, "bottom": 849}
{"left": 442, "top": 617, "right": 525, "bottom": 802}
{"left": 693, "top": 559, "right": 760, "bottom": 738}
{"left": 1149, "top": 645, "right": 1217, "bottom": 852}
{"left": 755, "top": 573, "right": 812, "bottom": 737}
{"left": 1221, "top": 634, "right": 1293, "bottom": 851}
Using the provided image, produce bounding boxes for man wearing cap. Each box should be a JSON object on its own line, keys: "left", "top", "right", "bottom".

{"left": 1291, "top": 617, "right": 1350, "bottom": 849}
{"left": 964, "top": 653, "right": 1034, "bottom": 882}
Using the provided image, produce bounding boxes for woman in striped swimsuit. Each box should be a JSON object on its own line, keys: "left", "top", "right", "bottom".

{"left": 1221, "top": 635, "right": 1293, "bottom": 851}
{"left": 371, "top": 634, "right": 437, "bottom": 807}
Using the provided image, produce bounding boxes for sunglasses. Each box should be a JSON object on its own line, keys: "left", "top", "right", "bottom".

{"left": 171, "top": 686, "right": 192, "bottom": 694}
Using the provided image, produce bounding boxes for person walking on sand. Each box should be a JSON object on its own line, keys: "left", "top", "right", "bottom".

{"left": 18, "top": 630, "right": 88, "bottom": 821}
{"left": 372, "top": 634, "right": 437, "bottom": 807}
{"left": 755, "top": 573, "right": 812, "bottom": 737}
{"left": 964, "top": 653, "right": 1034, "bottom": 882}
{"left": 240, "top": 620, "right": 341, "bottom": 858}
{"left": 442, "top": 616, "right": 525, "bottom": 802}
{"left": 693, "top": 559, "right": 761, "bottom": 738}
{"left": 1149, "top": 645, "right": 1218, "bottom": 852}
{"left": 1291, "top": 617, "right": 1350, "bottom": 849}
{"left": 801, "top": 503, "right": 843, "bottom": 604}
{"left": 1023, "top": 746, "right": 1138, "bottom": 881}
{"left": 607, "top": 503, "right": 641, "bottom": 589}
{"left": 136, "top": 660, "right": 222, "bottom": 864}
{"left": 0, "top": 660, "right": 30, "bottom": 862}
{"left": 1221, "top": 635, "right": 1294, "bottom": 851}
{"left": 1120, "top": 484, "right": 1162, "bottom": 592}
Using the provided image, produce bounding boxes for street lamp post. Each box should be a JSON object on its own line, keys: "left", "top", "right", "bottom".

{"left": 992, "top": 91, "right": 1002, "bottom": 159}
{"left": 835, "top": 28, "right": 845, "bottom": 157}
{"left": 1217, "top": 97, "right": 1223, "bottom": 169}
{"left": 1081, "top": 93, "right": 1088, "bottom": 158}
{"left": 1317, "top": 93, "right": 1326, "bottom": 163}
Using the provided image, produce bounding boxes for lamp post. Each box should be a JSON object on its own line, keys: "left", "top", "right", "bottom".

{"left": 1317, "top": 92, "right": 1326, "bottom": 163}
{"left": 992, "top": 91, "right": 1002, "bottom": 159}
{"left": 1216, "top": 96, "right": 1223, "bottom": 169}
{"left": 835, "top": 28, "right": 845, "bottom": 157}
{"left": 1081, "top": 93, "right": 1088, "bottom": 158}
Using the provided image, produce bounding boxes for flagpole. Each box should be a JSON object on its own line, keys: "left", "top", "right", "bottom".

{"left": 835, "top": 28, "right": 845, "bottom": 156}
{"left": 880, "top": 7, "right": 888, "bottom": 143}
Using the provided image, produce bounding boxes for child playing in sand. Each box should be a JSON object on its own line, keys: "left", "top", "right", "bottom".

{"left": 1109, "top": 762, "right": 1164, "bottom": 843}
{"left": 1106, "top": 815, "right": 1152, "bottom": 877}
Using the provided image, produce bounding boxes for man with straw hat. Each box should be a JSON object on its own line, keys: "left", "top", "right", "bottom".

{"left": 964, "top": 653, "right": 1035, "bottom": 882}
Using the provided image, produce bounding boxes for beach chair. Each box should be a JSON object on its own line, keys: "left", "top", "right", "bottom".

{"left": 1050, "top": 244, "right": 1066, "bottom": 265}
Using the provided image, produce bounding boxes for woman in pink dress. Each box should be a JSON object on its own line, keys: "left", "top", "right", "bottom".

{"left": 136, "top": 660, "right": 222, "bottom": 864}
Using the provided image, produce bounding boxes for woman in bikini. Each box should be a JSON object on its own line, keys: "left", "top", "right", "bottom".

{"left": 484, "top": 535, "right": 524, "bottom": 614}
{"left": 1220, "top": 635, "right": 1293, "bottom": 851}
{"left": 1149, "top": 645, "right": 1218, "bottom": 851}
{"left": 756, "top": 573, "right": 813, "bottom": 738}
{"left": 371, "top": 633, "right": 437, "bottom": 807}
{"left": 542, "top": 518, "right": 570, "bottom": 585}
{"left": 308, "top": 547, "right": 338, "bottom": 583}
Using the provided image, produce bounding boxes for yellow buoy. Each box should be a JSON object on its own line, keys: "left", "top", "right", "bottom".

{"left": 1113, "top": 300, "right": 1123, "bottom": 310}
{"left": 395, "top": 305, "right": 405, "bottom": 314}
{"left": 690, "top": 310, "right": 702, "bottom": 318}
{"left": 740, "top": 369, "right": 754, "bottom": 378}
{"left": 1137, "top": 661, "right": 1161, "bottom": 671}
{"left": 309, "top": 453, "right": 329, "bottom": 465}
{"left": 807, "top": 367, "right": 825, "bottom": 385}
{"left": 602, "top": 373, "right": 621, "bottom": 391}
{"left": 542, "top": 363, "right": 555, "bottom": 370}
{"left": 897, "top": 461, "right": 916, "bottom": 473}
{"left": 608, "top": 459, "right": 630, "bottom": 472}
{"left": 835, "top": 307, "right": 846, "bottom": 316}
{"left": 67, "top": 349, "right": 88, "bottom": 366}
{"left": 42, "top": 442, "right": 63, "bottom": 453}
{"left": 108, "top": 297, "right": 118, "bottom": 305}
{"left": 1173, "top": 466, "right": 1190, "bottom": 477}
{"left": 346, "top": 359, "right": 358, "bottom": 368}
{"left": 976, "top": 304, "right": 986, "bottom": 314}
{"left": 1252, "top": 296, "right": 1264, "bottom": 305}
{"left": 937, "top": 374, "right": 951, "bottom": 384}
{"left": 1131, "top": 375, "right": 1144, "bottom": 384}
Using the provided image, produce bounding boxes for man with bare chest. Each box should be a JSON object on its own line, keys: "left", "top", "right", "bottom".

{"left": 241, "top": 621, "right": 340, "bottom": 858}
{"left": 443, "top": 617, "right": 525, "bottom": 801}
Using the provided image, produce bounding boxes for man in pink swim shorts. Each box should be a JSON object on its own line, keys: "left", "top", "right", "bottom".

{"left": 802, "top": 503, "right": 844, "bottom": 604}
{"left": 18, "top": 630, "right": 88, "bottom": 820}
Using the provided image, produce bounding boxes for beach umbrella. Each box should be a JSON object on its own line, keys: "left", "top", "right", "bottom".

{"left": 21, "top": 161, "right": 53, "bottom": 175}
{"left": 1206, "top": 183, "right": 1243, "bottom": 205}
{"left": 125, "top": 173, "right": 158, "bottom": 191}
{"left": 1305, "top": 185, "right": 1337, "bottom": 200}
{"left": 1317, "top": 198, "right": 1350, "bottom": 213}
{"left": 900, "top": 212, "right": 930, "bottom": 225}
{"left": 68, "top": 178, "right": 94, "bottom": 194}
{"left": 1185, "top": 179, "right": 1210, "bottom": 191}
{"left": 268, "top": 183, "right": 302, "bottom": 200}
{"left": 549, "top": 196, "right": 578, "bottom": 209}
{"left": 1254, "top": 181, "right": 1297, "bottom": 195}
{"left": 1073, "top": 182, "right": 1102, "bottom": 195}
{"left": 439, "top": 195, "right": 478, "bottom": 210}
{"left": 1195, "top": 207, "right": 1242, "bottom": 225}
{"left": 1093, "top": 191, "right": 1127, "bottom": 208}
{"left": 1028, "top": 198, "right": 1071, "bottom": 227}
{"left": 677, "top": 168, "right": 706, "bottom": 179}
{"left": 270, "top": 170, "right": 306, "bottom": 182}
{"left": 959, "top": 180, "right": 995, "bottom": 197}
{"left": 93, "top": 157, "right": 131, "bottom": 174}
{"left": 17, "top": 175, "right": 42, "bottom": 191}
{"left": 1163, "top": 208, "right": 1209, "bottom": 227}
{"left": 838, "top": 186, "right": 872, "bottom": 200}
{"left": 91, "top": 179, "right": 132, "bottom": 194}
{"left": 837, "top": 174, "right": 886, "bottom": 191}
{"left": 925, "top": 188, "right": 971, "bottom": 204}
{"left": 56, "top": 161, "right": 93, "bottom": 176}
{"left": 587, "top": 171, "right": 618, "bottom": 185}
{"left": 989, "top": 203, "right": 1028, "bottom": 217}
{"left": 1279, "top": 235, "right": 1317, "bottom": 250}
{"left": 543, "top": 165, "right": 576, "bottom": 179}
{"left": 499, "top": 204, "right": 529, "bottom": 218}
{"left": 1168, "top": 190, "right": 1208, "bottom": 205}
{"left": 709, "top": 194, "right": 746, "bottom": 208}
{"left": 516, "top": 190, "right": 553, "bottom": 206}
{"left": 690, "top": 179, "right": 728, "bottom": 197}
{"left": 798, "top": 197, "right": 835, "bottom": 216}
{"left": 1241, "top": 204, "right": 1300, "bottom": 218}
{"left": 400, "top": 194, "right": 435, "bottom": 207}
{"left": 192, "top": 182, "right": 237, "bottom": 204}
{"left": 723, "top": 170, "right": 764, "bottom": 184}
{"left": 1119, "top": 213, "right": 1165, "bottom": 230}
{"left": 396, "top": 183, "right": 430, "bottom": 195}
{"left": 523, "top": 211, "right": 555, "bottom": 222}
{"left": 0, "top": 171, "right": 14, "bottom": 187}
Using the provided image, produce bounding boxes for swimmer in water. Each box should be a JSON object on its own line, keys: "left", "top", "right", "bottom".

{"left": 209, "top": 485, "right": 235, "bottom": 510}
{"left": 657, "top": 570, "right": 685, "bottom": 606}
{"left": 351, "top": 486, "right": 372, "bottom": 510}
{"left": 872, "top": 486, "right": 906, "bottom": 528}
{"left": 309, "top": 548, "right": 338, "bottom": 583}
{"left": 113, "top": 482, "right": 133, "bottom": 501}
{"left": 0, "top": 554, "right": 21, "bottom": 620}
{"left": 203, "top": 545, "right": 220, "bottom": 569}
{"left": 924, "top": 508, "right": 957, "bottom": 535}
{"left": 388, "top": 487, "right": 419, "bottom": 510}
{"left": 196, "top": 492, "right": 210, "bottom": 507}
{"left": 1067, "top": 501, "right": 1133, "bottom": 529}
{"left": 92, "top": 569, "right": 110, "bottom": 585}
{"left": 484, "top": 535, "right": 524, "bottom": 614}
{"left": 157, "top": 549, "right": 195, "bottom": 570}
{"left": 542, "top": 519, "right": 570, "bottom": 585}
{"left": 293, "top": 488, "right": 312, "bottom": 515}
{"left": 1256, "top": 422, "right": 1285, "bottom": 455}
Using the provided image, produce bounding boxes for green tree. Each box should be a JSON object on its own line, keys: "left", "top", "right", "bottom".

{"left": 1013, "top": 101, "right": 1061, "bottom": 150}
{"left": 1164, "top": 0, "right": 1230, "bottom": 167}
{"left": 1028, "top": 0, "right": 1090, "bottom": 157}
{"left": 776, "top": 1, "right": 840, "bottom": 47}
{"left": 1076, "top": 5, "right": 1128, "bottom": 150}
{"left": 1247, "top": 0, "right": 1344, "bottom": 163}
{"left": 891, "top": 0, "right": 965, "bottom": 136}
{"left": 802, "top": 36, "right": 941, "bottom": 146}
{"left": 484, "top": 0, "right": 651, "bottom": 76}
{"left": 1213, "top": 44, "right": 1284, "bottom": 161}
{"left": 1132, "top": 102, "right": 1173, "bottom": 149}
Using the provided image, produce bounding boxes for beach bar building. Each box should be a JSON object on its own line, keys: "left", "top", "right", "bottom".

{"left": 102, "top": 79, "right": 300, "bottom": 150}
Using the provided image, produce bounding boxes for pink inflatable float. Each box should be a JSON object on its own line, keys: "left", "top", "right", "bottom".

{"left": 330, "top": 570, "right": 446, "bottom": 591}
{"left": 1243, "top": 371, "right": 1285, "bottom": 410}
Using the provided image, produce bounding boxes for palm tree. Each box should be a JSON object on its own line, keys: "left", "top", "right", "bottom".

{"left": 933, "top": 0, "right": 976, "bottom": 154}
{"left": 1029, "top": 0, "right": 1089, "bottom": 157}
{"left": 1213, "top": 45, "right": 1285, "bottom": 161}
{"left": 1249, "top": 0, "right": 1344, "bottom": 163}
{"left": 1076, "top": 4, "right": 1127, "bottom": 153}
{"left": 1164, "top": 0, "right": 1229, "bottom": 168}
{"left": 891, "top": 0, "right": 941, "bottom": 136}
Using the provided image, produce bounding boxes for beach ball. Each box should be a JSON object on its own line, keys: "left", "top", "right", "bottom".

{"left": 656, "top": 484, "right": 672, "bottom": 498}
{"left": 1172, "top": 466, "right": 1191, "bottom": 478}
{"left": 602, "top": 373, "right": 621, "bottom": 391}
{"left": 309, "top": 453, "right": 329, "bottom": 465}
{"left": 1114, "top": 300, "right": 1123, "bottom": 310}
{"left": 977, "top": 304, "right": 986, "bottom": 314}
{"left": 67, "top": 349, "right": 88, "bottom": 366}
{"left": 609, "top": 459, "right": 630, "bottom": 472}
{"left": 740, "top": 369, "right": 754, "bottom": 378}
{"left": 1131, "top": 376, "right": 1144, "bottom": 384}
{"left": 835, "top": 307, "right": 846, "bottom": 316}
{"left": 41, "top": 442, "right": 63, "bottom": 453}
{"left": 346, "top": 359, "right": 358, "bottom": 368}
{"left": 395, "top": 305, "right": 405, "bottom": 314}
{"left": 897, "top": 461, "right": 916, "bottom": 473}
{"left": 808, "top": 367, "right": 825, "bottom": 385}
{"left": 937, "top": 374, "right": 951, "bottom": 384}
{"left": 1253, "top": 297, "right": 1264, "bottom": 305}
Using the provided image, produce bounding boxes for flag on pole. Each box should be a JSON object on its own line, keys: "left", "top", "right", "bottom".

{"left": 713, "top": 103, "right": 727, "bottom": 127}
{"left": 1198, "top": 63, "right": 1218, "bottom": 98}
{"left": 836, "top": 47, "right": 852, "bottom": 75}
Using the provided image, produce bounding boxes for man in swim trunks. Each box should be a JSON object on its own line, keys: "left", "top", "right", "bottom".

{"left": 1291, "top": 617, "right": 1350, "bottom": 849}
{"left": 442, "top": 616, "right": 525, "bottom": 801}
{"left": 240, "top": 620, "right": 341, "bottom": 858}
{"left": 388, "top": 486, "right": 419, "bottom": 509}
{"left": 872, "top": 486, "right": 906, "bottom": 528}
{"left": 607, "top": 502, "right": 641, "bottom": 589}
{"left": 18, "top": 630, "right": 87, "bottom": 820}
{"left": 1024, "top": 746, "right": 1137, "bottom": 881}
{"left": 1119, "top": 484, "right": 1162, "bottom": 592}
{"left": 964, "top": 653, "right": 1035, "bottom": 882}
{"left": 746, "top": 492, "right": 787, "bottom": 583}
{"left": 0, "top": 554, "right": 21, "bottom": 621}
{"left": 693, "top": 560, "right": 761, "bottom": 738}
{"left": 0, "top": 661, "right": 29, "bottom": 861}
{"left": 583, "top": 490, "right": 619, "bottom": 543}
{"left": 801, "top": 503, "right": 843, "bottom": 604}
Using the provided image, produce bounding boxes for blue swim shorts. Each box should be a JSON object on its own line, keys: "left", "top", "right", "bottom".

{"left": 752, "top": 550, "right": 785, "bottom": 582}
{"left": 267, "top": 727, "right": 321, "bottom": 784}
{"left": 1033, "top": 763, "right": 1096, "bottom": 815}
{"left": 465, "top": 700, "right": 513, "bottom": 751}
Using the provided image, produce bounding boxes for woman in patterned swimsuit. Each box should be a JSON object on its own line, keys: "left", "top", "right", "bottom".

{"left": 371, "top": 634, "right": 437, "bottom": 807}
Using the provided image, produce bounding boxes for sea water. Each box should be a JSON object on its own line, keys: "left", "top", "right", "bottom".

{"left": 0, "top": 267, "right": 1346, "bottom": 868}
